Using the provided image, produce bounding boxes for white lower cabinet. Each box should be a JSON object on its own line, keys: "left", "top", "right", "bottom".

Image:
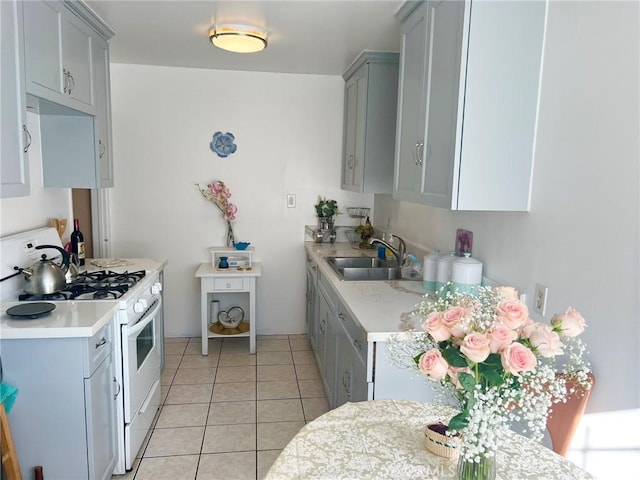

{"left": 0, "top": 320, "right": 118, "bottom": 479}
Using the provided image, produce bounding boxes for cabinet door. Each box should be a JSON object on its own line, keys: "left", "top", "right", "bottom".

{"left": 419, "top": 0, "right": 465, "bottom": 208}
{"left": 342, "top": 75, "right": 358, "bottom": 188}
{"left": 394, "top": 2, "right": 429, "bottom": 197}
{"left": 22, "top": 1, "right": 63, "bottom": 96}
{"left": 1, "top": 0, "right": 30, "bottom": 198}
{"left": 306, "top": 268, "right": 317, "bottom": 352}
{"left": 62, "top": 11, "right": 93, "bottom": 106}
{"left": 92, "top": 36, "right": 114, "bottom": 187}
{"left": 84, "top": 353, "right": 117, "bottom": 480}
{"left": 350, "top": 348, "right": 368, "bottom": 402}
{"left": 316, "top": 290, "right": 329, "bottom": 379}
{"left": 324, "top": 306, "right": 338, "bottom": 408}
{"left": 335, "top": 332, "right": 352, "bottom": 408}
{"left": 317, "top": 287, "right": 337, "bottom": 406}
{"left": 342, "top": 67, "right": 367, "bottom": 191}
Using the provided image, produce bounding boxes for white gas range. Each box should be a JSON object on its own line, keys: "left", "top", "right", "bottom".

{"left": 0, "top": 227, "right": 167, "bottom": 475}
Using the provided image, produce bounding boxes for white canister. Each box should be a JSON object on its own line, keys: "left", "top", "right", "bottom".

{"left": 435, "top": 251, "right": 456, "bottom": 294}
{"left": 422, "top": 249, "right": 440, "bottom": 291}
{"left": 210, "top": 300, "right": 220, "bottom": 324}
{"left": 451, "top": 253, "right": 483, "bottom": 295}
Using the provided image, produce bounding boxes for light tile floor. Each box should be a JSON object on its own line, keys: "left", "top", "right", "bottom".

{"left": 113, "top": 335, "right": 329, "bottom": 480}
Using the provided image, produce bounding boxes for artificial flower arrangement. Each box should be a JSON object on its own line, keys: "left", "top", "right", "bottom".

{"left": 388, "top": 284, "right": 591, "bottom": 479}
{"left": 196, "top": 180, "right": 237, "bottom": 246}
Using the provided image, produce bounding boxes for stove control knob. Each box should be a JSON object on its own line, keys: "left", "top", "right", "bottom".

{"left": 151, "top": 282, "right": 163, "bottom": 294}
{"left": 134, "top": 299, "right": 148, "bottom": 313}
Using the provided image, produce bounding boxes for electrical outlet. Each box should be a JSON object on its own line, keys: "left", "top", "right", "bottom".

{"left": 533, "top": 283, "right": 548, "bottom": 316}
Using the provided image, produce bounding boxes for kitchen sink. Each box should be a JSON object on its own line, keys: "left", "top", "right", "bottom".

{"left": 326, "top": 256, "right": 395, "bottom": 269}
{"left": 325, "top": 256, "right": 402, "bottom": 281}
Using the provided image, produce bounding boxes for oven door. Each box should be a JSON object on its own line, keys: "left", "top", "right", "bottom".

{"left": 122, "top": 296, "right": 162, "bottom": 423}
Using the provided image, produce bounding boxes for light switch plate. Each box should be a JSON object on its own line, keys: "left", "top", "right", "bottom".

{"left": 286, "top": 194, "right": 296, "bottom": 208}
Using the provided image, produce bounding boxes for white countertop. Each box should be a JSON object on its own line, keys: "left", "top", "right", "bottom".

{"left": 306, "top": 242, "right": 430, "bottom": 342}
{"left": 0, "top": 258, "right": 167, "bottom": 340}
{"left": 0, "top": 301, "right": 119, "bottom": 339}
{"left": 85, "top": 257, "right": 168, "bottom": 275}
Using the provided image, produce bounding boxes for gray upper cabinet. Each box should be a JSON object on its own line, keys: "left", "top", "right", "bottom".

{"left": 23, "top": 0, "right": 95, "bottom": 113}
{"left": 394, "top": 0, "right": 546, "bottom": 211}
{"left": 341, "top": 51, "right": 399, "bottom": 194}
{"left": 92, "top": 36, "right": 114, "bottom": 188}
{"left": 26, "top": 0, "right": 116, "bottom": 189}
{"left": 1, "top": 0, "right": 30, "bottom": 198}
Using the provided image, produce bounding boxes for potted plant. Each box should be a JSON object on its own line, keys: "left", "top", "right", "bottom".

{"left": 315, "top": 197, "right": 338, "bottom": 230}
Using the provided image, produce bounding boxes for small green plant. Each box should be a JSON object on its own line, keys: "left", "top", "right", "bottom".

{"left": 314, "top": 197, "right": 338, "bottom": 217}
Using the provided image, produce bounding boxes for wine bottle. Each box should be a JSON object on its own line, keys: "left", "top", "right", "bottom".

{"left": 71, "top": 218, "right": 85, "bottom": 266}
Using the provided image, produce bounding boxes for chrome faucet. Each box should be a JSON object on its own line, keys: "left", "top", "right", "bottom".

{"left": 367, "top": 234, "right": 406, "bottom": 266}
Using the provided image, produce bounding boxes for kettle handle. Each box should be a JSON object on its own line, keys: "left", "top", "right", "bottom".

{"left": 35, "top": 244, "right": 70, "bottom": 269}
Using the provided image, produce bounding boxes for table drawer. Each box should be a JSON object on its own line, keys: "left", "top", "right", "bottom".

{"left": 214, "top": 278, "right": 244, "bottom": 291}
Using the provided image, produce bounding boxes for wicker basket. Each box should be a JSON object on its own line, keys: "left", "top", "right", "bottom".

{"left": 424, "top": 424, "right": 461, "bottom": 460}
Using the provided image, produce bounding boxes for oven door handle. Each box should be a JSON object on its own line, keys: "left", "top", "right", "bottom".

{"left": 127, "top": 296, "right": 162, "bottom": 337}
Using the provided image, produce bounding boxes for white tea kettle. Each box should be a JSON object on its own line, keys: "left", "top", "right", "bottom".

{"left": 14, "top": 245, "right": 71, "bottom": 295}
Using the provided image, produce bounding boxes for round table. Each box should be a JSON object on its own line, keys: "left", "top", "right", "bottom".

{"left": 266, "top": 400, "right": 594, "bottom": 480}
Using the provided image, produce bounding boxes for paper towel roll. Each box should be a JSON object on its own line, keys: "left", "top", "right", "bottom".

{"left": 210, "top": 300, "right": 220, "bottom": 324}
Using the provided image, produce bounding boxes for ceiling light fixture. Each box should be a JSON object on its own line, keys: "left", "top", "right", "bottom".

{"left": 209, "top": 24, "right": 268, "bottom": 53}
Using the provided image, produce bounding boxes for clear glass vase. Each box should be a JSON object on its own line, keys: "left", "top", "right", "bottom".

{"left": 457, "top": 453, "right": 496, "bottom": 480}
{"left": 226, "top": 220, "right": 235, "bottom": 247}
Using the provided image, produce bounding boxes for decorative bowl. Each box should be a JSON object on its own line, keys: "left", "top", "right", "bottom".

{"left": 233, "top": 242, "right": 251, "bottom": 250}
{"left": 424, "top": 423, "right": 460, "bottom": 460}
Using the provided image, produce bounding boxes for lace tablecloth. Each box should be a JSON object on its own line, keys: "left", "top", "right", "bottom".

{"left": 266, "top": 400, "right": 594, "bottom": 480}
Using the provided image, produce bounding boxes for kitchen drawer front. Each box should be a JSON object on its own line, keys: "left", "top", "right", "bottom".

{"left": 213, "top": 278, "right": 244, "bottom": 291}
{"left": 82, "top": 321, "right": 113, "bottom": 377}
{"left": 337, "top": 307, "right": 367, "bottom": 363}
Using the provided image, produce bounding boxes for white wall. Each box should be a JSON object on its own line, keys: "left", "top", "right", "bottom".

{"left": 374, "top": 0, "right": 639, "bottom": 416}
{"left": 108, "top": 64, "right": 372, "bottom": 338}
{"left": 0, "top": 112, "right": 72, "bottom": 238}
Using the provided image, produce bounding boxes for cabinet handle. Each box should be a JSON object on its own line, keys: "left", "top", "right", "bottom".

{"left": 63, "top": 69, "right": 68, "bottom": 93}
{"left": 417, "top": 142, "right": 424, "bottom": 166}
{"left": 338, "top": 313, "right": 345, "bottom": 321}
{"left": 413, "top": 142, "right": 420, "bottom": 165}
{"left": 113, "top": 377, "right": 121, "bottom": 399}
{"left": 348, "top": 154, "right": 354, "bottom": 169}
{"left": 353, "top": 338, "right": 363, "bottom": 351}
{"left": 22, "top": 125, "right": 31, "bottom": 153}
{"left": 98, "top": 140, "right": 106, "bottom": 159}
{"left": 95, "top": 337, "right": 107, "bottom": 348}
{"left": 319, "top": 318, "right": 326, "bottom": 335}
{"left": 67, "top": 70, "right": 75, "bottom": 94}
{"left": 342, "top": 369, "right": 351, "bottom": 396}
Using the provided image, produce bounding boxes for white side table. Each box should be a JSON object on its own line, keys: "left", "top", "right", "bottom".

{"left": 195, "top": 262, "right": 262, "bottom": 354}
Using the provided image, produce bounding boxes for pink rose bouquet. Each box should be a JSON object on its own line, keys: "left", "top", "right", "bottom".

{"left": 388, "top": 284, "right": 592, "bottom": 469}
{"left": 196, "top": 180, "right": 238, "bottom": 246}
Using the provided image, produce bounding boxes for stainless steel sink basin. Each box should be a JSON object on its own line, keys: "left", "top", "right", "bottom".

{"left": 325, "top": 256, "right": 402, "bottom": 281}
{"left": 340, "top": 267, "right": 402, "bottom": 281}
{"left": 326, "top": 256, "right": 395, "bottom": 269}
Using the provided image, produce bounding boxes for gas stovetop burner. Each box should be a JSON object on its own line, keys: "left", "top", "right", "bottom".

{"left": 18, "top": 270, "right": 146, "bottom": 301}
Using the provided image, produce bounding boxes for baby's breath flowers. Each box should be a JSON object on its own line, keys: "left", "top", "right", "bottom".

{"left": 387, "top": 284, "right": 592, "bottom": 468}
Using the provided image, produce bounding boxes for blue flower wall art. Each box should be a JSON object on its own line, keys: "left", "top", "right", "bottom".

{"left": 210, "top": 132, "right": 237, "bottom": 158}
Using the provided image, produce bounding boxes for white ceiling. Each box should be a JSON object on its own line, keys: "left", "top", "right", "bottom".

{"left": 86, "top": 0, "right": 404, "bottom": 76}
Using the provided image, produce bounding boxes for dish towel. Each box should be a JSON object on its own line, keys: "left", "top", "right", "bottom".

{"left": 0, "top": 383, "right": 18, "bottom": 413}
